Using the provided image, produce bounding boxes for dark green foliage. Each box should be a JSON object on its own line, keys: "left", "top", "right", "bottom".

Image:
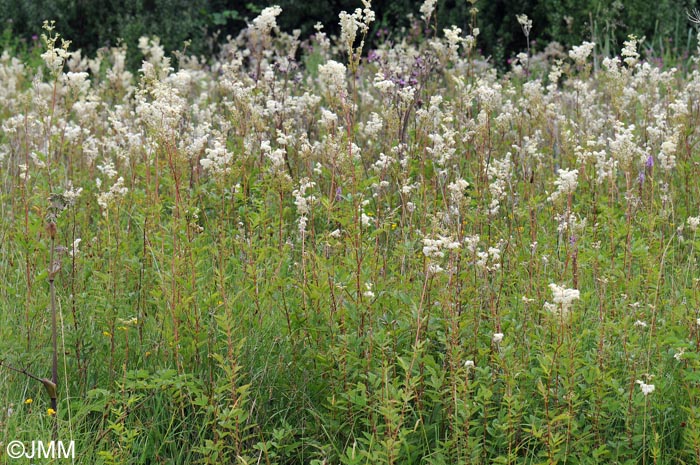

{"left": 2, "top": 0, "right": 700, "bottom": 70}
{"left": 472, "top": 0, "right": 700, "bottom": 68}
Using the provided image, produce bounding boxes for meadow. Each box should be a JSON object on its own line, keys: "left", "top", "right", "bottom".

{"left": 2, "top": 3, "right": 700, "bottom": 464}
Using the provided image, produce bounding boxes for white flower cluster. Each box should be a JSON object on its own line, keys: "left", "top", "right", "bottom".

{"left": 62, "top": 182, "right": 83, "bottom": 205}
{"left": 555, "top": 213, "right": 586, "bottom": 236}
{"left": 420, "top": 0, "right": 438, "bottom": 23}
{"left": 362, "top": 282, "right": 375, "bottom": 299}
{"left": 636, "top": 379, "right": 655, "bottom": 396}
{"left": 319, "top": 108, "right": 338, "bottom": 128}
{"left": 69, "top": 238, "right": 82, "bottom": 258}
{"left": 426, "top": 129, "right": 456, "bottom": 167}
{"left": 372, "top": 152, "right": 395, "bottom": 172}
{"left": 609, "top": 122, "right": 642, "bottom": 170}
{"left": 447, "top": 178, "right": 469, "bottom": 211}
{"left": 97, "top": 177, "right": 128, "bottom": 213}
{"left": 293, "top": 178, "right": 316, "bottom": 235}
{"left": 61, "top": 71, "right": 90, "bottom": 95}
{"left": 251, "top": 6, "right": 282, "bottom": 35}
{"left": 200, "top": 140, "right": 233, "bottom": 175}
{"left": 338, "top": 1, "right": 374, "bottom": 59}
{"left": 138, "top": 37, "right": 172, "bottom": 81}
{"left": 476, "top": 80, "right": 502, "bottom": 113}
{"left": 657, "top": 135, "right": 678, "bottom": 171}
{"left": 138, "top": 36, "right": 167, "bottom": 70}
{"left": 18, "top": 163, "right": 30, "bottom": 181}
{"left": 516, "top": 14, "right": 532, "bottom": 37}
{"left": 487, "top": 153, "right": 512, "bottom": 215}
{"left": 447, "top": 179, "right": 470, "bottom": 196}
{"left": 511, "top": 52, "right": 529, "bottom": 76}
{"left": 688, "top": 216, "right": 700, "bottom": 232}
{"left": 40, "top": 21, "right": 70, "bottom": 75}
{"left": 475, "top": 246, "right": 501, "bottom": 272}
{"left": 135, "top": 81, "right": 186, "bottom": 136}
{"left": 97, "top": 160, "right": 118, "bottom": 178}
{"left": 569, "top": 41, "right": 595, "bottom": 66}
{"left": 318, "top": 60, "right": 347, "bottom": 97}
{"left": 674, "top": 347, "right": 686, "bottom": 361}
{"left": 41, "top": 46, "right": 70, "bottom": 75}
{"left": 548, "top": 168, "right": 578, "bottom": 202}
{"left": 464, "top": 28, "right": 479, "bottom": 53}
{"left": 513, "top": 135, "right": 543, "bottom": 164}
{"left": 363, "top": 112, "right": 383, "bottom": 137}
{"left": 544, "top": 283, "right": 580, "bottom": 317}
{"left": 261, "top": 140, "right": 288, "bottom": 174}
{"left": 421, "top": 234, "right": 459, "bottom": 275}
{"left": 463, "top": 235, "right": 480, "bottom": 253}
{"left": 444, "top": 26, "right": 465, "bottom": 61}
{"left": 462, "top": 235, "right": 500, "bottom": 273}
{"left": 622, "top": 35, "right": 640, "bottom": 67}
{"left": 422, "top": 235, "right": 460, "bottom": 259}
{"left": 373, "top": 73, "right": 395, "bottom": 94}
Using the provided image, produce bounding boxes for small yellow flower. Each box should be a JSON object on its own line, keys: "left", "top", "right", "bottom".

{"left": 24, "top": 398, "right": 33, "bottom": 405}
{"left": 47, "top": 408, "right": 56, "bottom": 416}
{"left": 103, "top": 331, "right": 111, "bottom": 337}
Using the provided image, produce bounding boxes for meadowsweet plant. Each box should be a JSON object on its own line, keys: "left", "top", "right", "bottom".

{"left": 249, "top": 5, "right": 283, "bottom": 81}
{"left": 4, "top": 6, "right": 700, "bottom": 465}
{"left": 516, "top": 14, "right": 533, "bottom": 73}
{"left": 420, "top": 0, "right": 437, "bottom": 25}
{"left": 544, "top": 283, "right": 580, "bottom": 318}
{"left": 338, "top": 0, "right": 374, "bottom": 73}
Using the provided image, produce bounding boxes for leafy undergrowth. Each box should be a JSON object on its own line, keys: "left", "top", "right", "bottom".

{"left": 2, "top": 6, "right": 700, "bottom": 465}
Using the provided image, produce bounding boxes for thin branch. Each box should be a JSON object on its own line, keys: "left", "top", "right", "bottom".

{"left": 0, "top": 359, "right": 58, "bottom": 397}
{"left": 0, "top": 359, "right": 43, "bottom": 382}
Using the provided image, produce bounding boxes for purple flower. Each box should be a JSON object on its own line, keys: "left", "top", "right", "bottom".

{"left": 638, "top": 171, "right": 645, "bottom": 185}
{"left": 646, "top": 155, "right": 654, "bottom": 169}
{"left": 335, "top": 187, "right": 342, "bottom": 201}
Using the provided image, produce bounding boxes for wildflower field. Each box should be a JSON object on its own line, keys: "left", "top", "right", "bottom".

{"left": 4, "top": 3, "right": 700, "bottom": 464}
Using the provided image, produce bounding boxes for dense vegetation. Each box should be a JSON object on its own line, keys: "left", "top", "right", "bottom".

{"left": 3, "top": 3, "right": 700, "bottom": 464}
{"left": 2, "top": 0, "right": 700, "bottom": 70}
